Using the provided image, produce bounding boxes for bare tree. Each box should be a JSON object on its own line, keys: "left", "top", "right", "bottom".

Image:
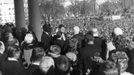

{"left": 40, "top": 0, "right": 65, "bottom": 22}
{"left": 68, "top": 0, "right": 96, "bottom": 18}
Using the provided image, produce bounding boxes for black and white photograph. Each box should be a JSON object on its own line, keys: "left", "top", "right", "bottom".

{"left": 0, "top": 0, "right": 134, "bottom": 75}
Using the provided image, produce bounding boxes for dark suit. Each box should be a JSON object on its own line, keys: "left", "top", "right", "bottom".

{"left": 79, "top": 44, "right": 101, "bottom": 75}
{"left": 126, "top": 48, "right": 134, "bottom": 74}
{"left": 27, "top": 64, "right": 39, "bottom": 75}
{"left": 53, "top": 56, "right": 70, "bottom": 75}
{"left": 0, "top": 53, "right": 7, "bottom": 68}
{"left": 53, "top": 39, "right": 66, "bottom": 54}
{"left": 32, "top": 66, "right": 55, "bottom": 75}
{"left": 94, "top": 37, "right": 107, "bottom": 60}
{"left": 53, "top": 32, "right": 68, "bottom": 54}
{"left": 41, "top": 31, "right": 52, "bottom": 51}
{"left": 1, "top": 60, "right": 27, "bottom": 75}
{"left": 72, "top": 33, "right": 85, "bottom": 49}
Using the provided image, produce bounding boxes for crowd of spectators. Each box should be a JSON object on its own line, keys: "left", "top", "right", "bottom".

{"left": 51, "top": 18, "right": 134, "bottom": 48}
{"left": 0, "top": 17, "right": 134, "bottom": 75}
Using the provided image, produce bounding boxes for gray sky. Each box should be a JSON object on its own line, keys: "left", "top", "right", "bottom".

{"left": 0, "top": 0, "right": 13, "bottom": 3}
{"left": 0, "top": 0, "right": 27, "bottom": 4}
{"left": 0, "top": 0, "right": 108, "bottom": 4}
{"left": 0, "top": 0, "right": 108, "bottom": 7}
{"left": 64, "top": 0, "right": 108, "bottom": 7}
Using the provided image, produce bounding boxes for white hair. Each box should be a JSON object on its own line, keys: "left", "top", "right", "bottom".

{"left": 121, "top": 72, "right": 133, "bottom": 75}
{"left": 66, "top": 52, "right": 77, "bottom": 62}
{"left": 40, "top": 56, "right": 55, "bottom": 68}
{"left": 92, "top": 28, "right": 99, "bottom": 37}
{"left": 73, "top": 26, "right": 80, "bottom": 34}
{"left": 114, "top": 27, "right": 123, "bottom": 36}
{"left": 24, "top": 33, "right": 34, "bottom": 43}
{"left": 0, "top": 41, "right": 5, "bottom": 54}
{"left": 40, "top": 56, "right": 55, "bottom": 72}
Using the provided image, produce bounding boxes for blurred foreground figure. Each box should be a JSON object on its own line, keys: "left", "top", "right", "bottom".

{"left": 48, "top": 45, "right": 71, "bottom": 75}
{"left": 92, "top": 28, "right": 107, "bottom": 60}
{"left": 79, "top": 31, "right": 103, "bottom": 75}
{"left": 0, "top": 41, "right": 6, "bottom": 65}
{"left": 1, "top": 46, "right": 28, "bottom": 75}
{"left": 32, "top": 56, "right": 55, "bottom": 75}
{"left": 126, "top": 37, "right": 134, "bottom": 74}
{"left": 27, "top": 47, "right": 45, "bottom": 75}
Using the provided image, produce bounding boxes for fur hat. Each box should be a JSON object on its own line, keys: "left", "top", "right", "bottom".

{"left": 49, "top": 45, "right": 61, "bottom": 55}
{"left": 110, "top": 51, "right": 128, "bottom": 72}
{"left": 7, "top": 38, "right": 19, "bottom": 46}
{"left": 104, "top": 60, "right": 118, "bottom": 75}
{"left": 48, "top": 45, "right": 61, "bottom": 58}
{"left": 55, "top": 55, "right": 70, "bottom": 72}
{"left": 66, "top": 52, "right": 77, "bottom": 62}
{"left": 40, "top": 56, "right": 55, "bottom": 73}
{"left": 114, "top": 27, "right": 123, "bottom": 36}
{"left": 30, "top": 47, "right": 45, "bottom": 62}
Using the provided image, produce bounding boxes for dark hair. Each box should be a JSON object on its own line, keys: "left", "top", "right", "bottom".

{"left": 13, "top": 27, "right": 27, "bottom": 43}
{"left": 112, "top": 35, "right": 127, "bottom": 50}
{"left": 58, "top": 24, "right": 64, "bottom": 29}
{"left": 55, "top": 55, "right": 70, "bottom": 72}
{"left": 103, "top": 60, "right": 117, "bottom": 71}
{"left": 49, "top": 45, "right": 61, "bottom": 55}
{"left": 56, "top": 31, "right": 62, "bottom": 38}
{"left": 132, "top": 37, "right": 134, "bottom": 42}
{"left": 7, "top": 38, "right": 19, "bottom": 46}
{"left": 85, "top": 31, "right": 94, "bottom": 42}
{"left": 3, "top": 23, "right": 14, "bottom": 33}
{"left": 42, "top": 22, "right": 52, "bottom": 32}
{"left": 7, "top": 45, "right": 20, "bottom": 57}
{"left": 0, "top": 41, "right": 3, "bottom": 47}
{"left": 69, "top": 38, "right": 78, "bottom": 52}
{"left": 30, "top": 47, "right": 45, "bottom": 62}
{"left": 4, "top": 32, "right": 13, "bottom": 42}
{"left": 28, "top": 24, "right": 34, "bottom": 31}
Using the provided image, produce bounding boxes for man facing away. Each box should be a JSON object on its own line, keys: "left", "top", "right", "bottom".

{"left": 1, "top": 46, "right": 28, "bottom": 75}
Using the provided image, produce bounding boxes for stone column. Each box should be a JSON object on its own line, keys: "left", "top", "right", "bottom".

{"left": 28, "top": 0, "right": 42, "bottom": 41}
{"left": 14, "top": 0, "right": 25, "bottom": 28}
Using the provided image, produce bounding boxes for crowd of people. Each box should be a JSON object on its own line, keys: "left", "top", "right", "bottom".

{"left": 0, "top": 22, "right": 134, "bottom": 75}
{"left": 51, "top": 18, "right": 134, "bottom": 47}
